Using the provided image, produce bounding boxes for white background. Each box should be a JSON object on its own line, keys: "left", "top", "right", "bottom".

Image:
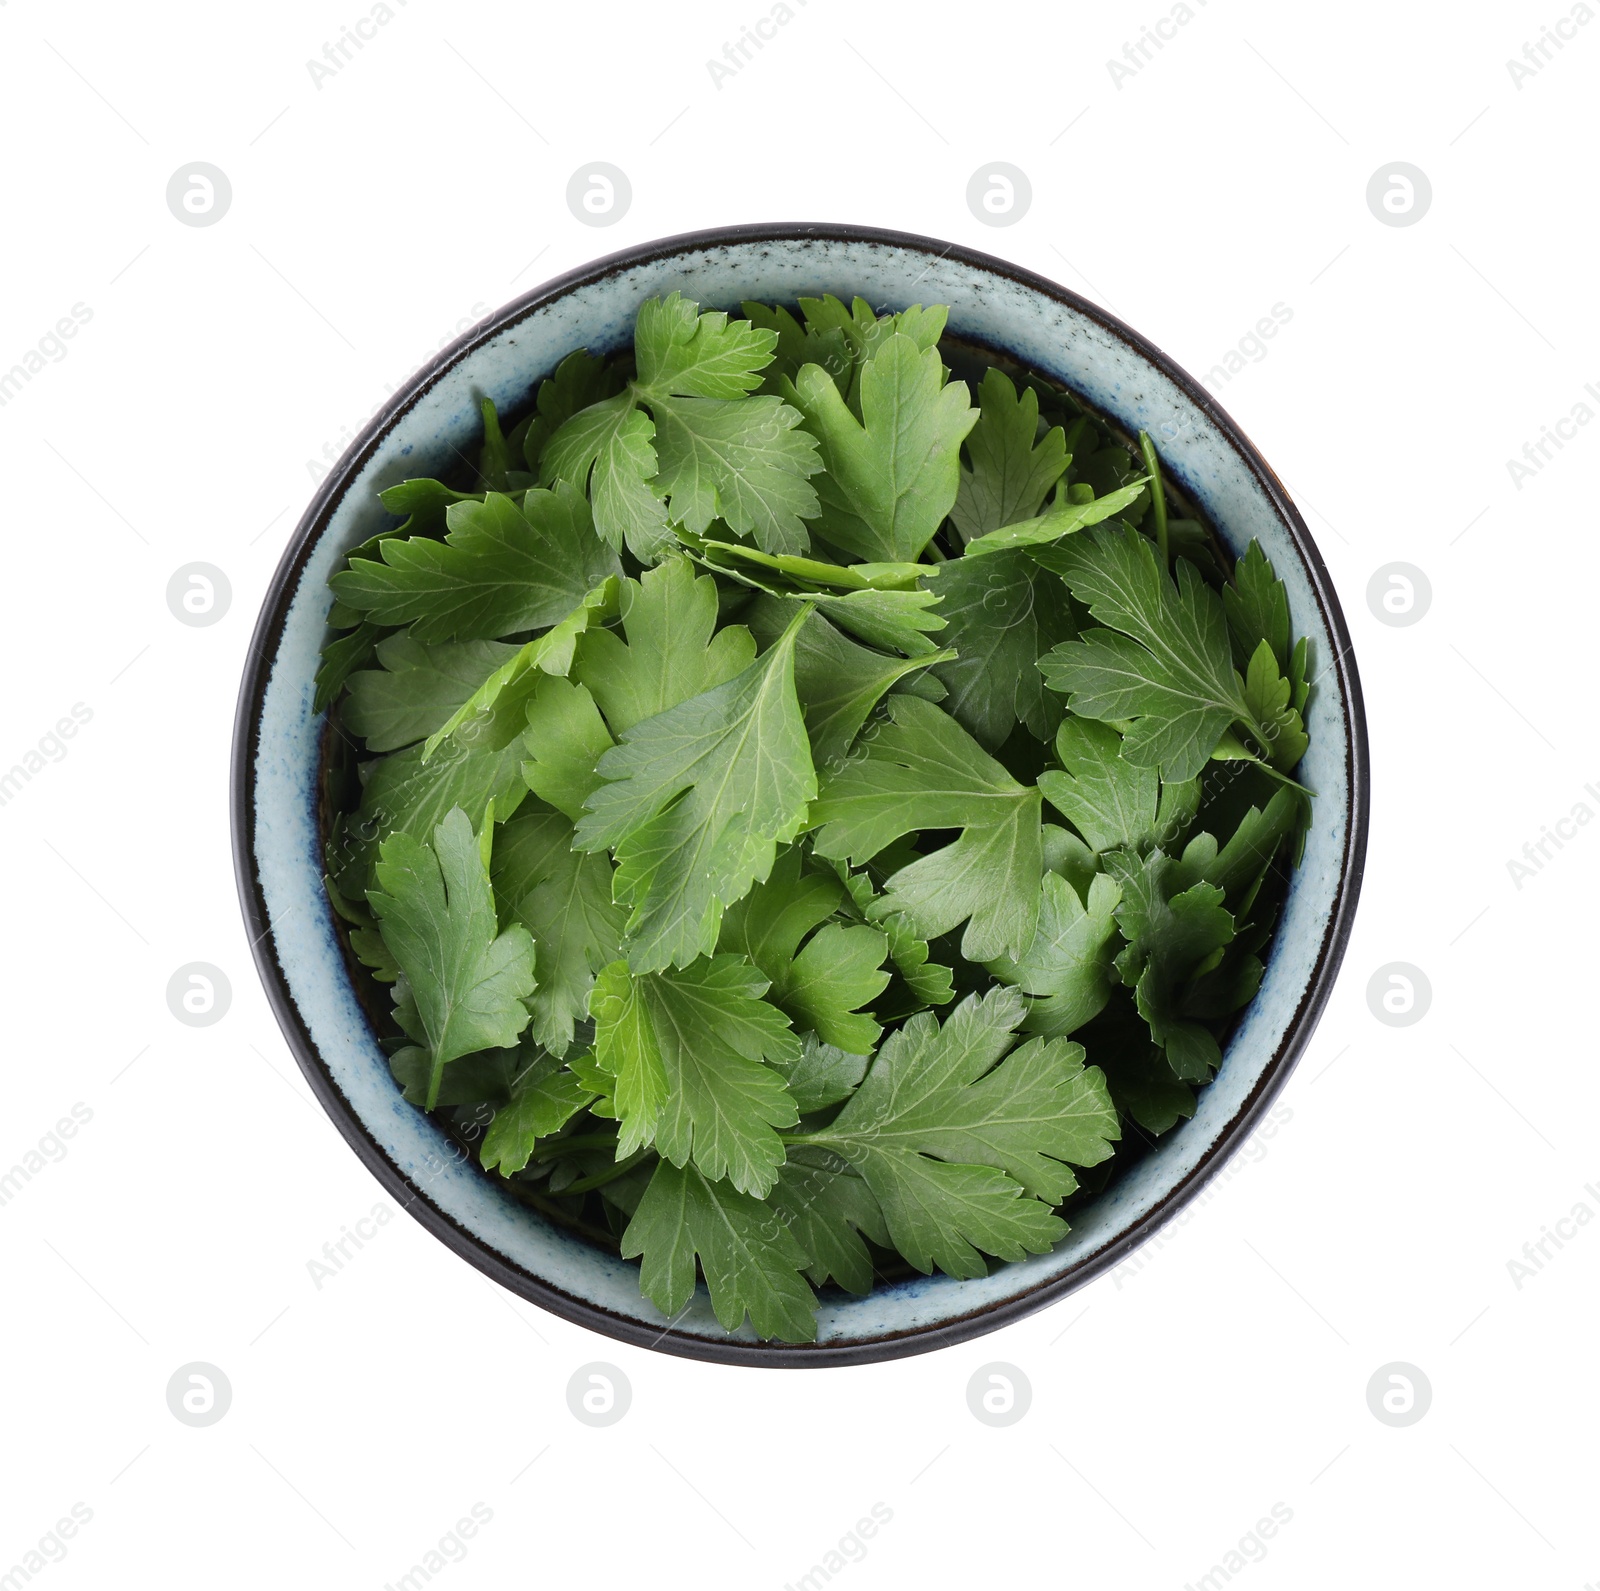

{"left": 2, "top": 0, "right": 1596, "bottom": 1586}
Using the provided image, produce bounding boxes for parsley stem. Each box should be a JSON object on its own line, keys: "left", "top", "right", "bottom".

{"left": 1138, "top": 430, "right": 1169, "bottom": 573}
{"left": 1225, "top": 736, "right": 1315, "bottom": 796}
{"left": 527, "top": 1131, "right": 622, "bottom": 1161}
{"left": 501, "top": 1186, "right": 620, "bottom": 1247}
{"left": 550, "top": 1154, "right": 649, "bottom": 1196}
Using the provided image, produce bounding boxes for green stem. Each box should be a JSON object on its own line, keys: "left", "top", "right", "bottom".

{"left": 1220, "top": 725, "right": 1316, "bottom": 796}
{"left": 551, "top": 1154, "right": 649, "bottom": 1196}
{"left": 520, "top": 1194, "right": 620, "bottom": 1247}
{"left": 1138, "top": 430, "right": 1169, "bottom": 572}
{"left": 527, "top": 1131, "right": 621, "bottom": 1162}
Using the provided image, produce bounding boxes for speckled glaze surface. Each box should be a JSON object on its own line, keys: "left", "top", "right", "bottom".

{"left": 232, "top": 223, "right": 1368, "bottom": 1366}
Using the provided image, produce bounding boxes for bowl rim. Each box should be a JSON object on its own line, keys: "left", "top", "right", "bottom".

{"left": 231, "top": 220, "right": 1370, "bottom": 1368}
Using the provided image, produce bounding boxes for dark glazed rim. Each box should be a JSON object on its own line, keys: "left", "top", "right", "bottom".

{"left": 231, "top": 222, "right": 1370, "bottom": 1368}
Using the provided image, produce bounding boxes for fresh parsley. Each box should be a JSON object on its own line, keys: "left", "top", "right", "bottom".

{"left": 315, "top": 292, "right": 1316, "bottom": 1341}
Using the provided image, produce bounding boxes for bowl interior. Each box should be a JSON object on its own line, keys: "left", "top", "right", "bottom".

{"left": 240, "top": 227, "right": 1361, "bottom": 1363}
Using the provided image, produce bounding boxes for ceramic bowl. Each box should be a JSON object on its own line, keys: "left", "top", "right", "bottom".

{"left": 232, "top": 222, "right": 1369, "bottom": 1366}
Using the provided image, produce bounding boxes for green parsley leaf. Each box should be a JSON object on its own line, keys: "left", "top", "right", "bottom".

{"left": 331, "top": 483, "right": 620, "bottom": 644}
{"left": 326, "top": 872, "right": 401, "bottom": 983}
{"left": 632, "top": 291, "right": 778, "bottom": 400}
{"left": 423, "top": 579, "right": 619, "bottom": 758}
{"left": 621, "top": 1158, "right": 818, "bottom": 1341}
{"left": 1202, "top": 787, "right": 1303, "bottom": 902}
{"left": 1223, "top": 539, "right": 1291, "bottom": 671}
{"left": 541, "top": 390, "right": 673, "bottom": 561}
{"left": 985, "top": 871, "right": 1122, "bottom": 1039}
{"left": 963, "top": 479, "right": 1146, "bottom": 558}
{"left": 367, "top": 807, "right": 536, "bottom": 1109}
{"left": 493, "top": 804, "right": 626, "bottom": 1056}
{"left": 479, "top": 1049, "right": 598, "bottom": 1174}
{"left": 743, "top": 597, "right": 953, "bottom": 770}
{"left": 798, "top": 588, "right": 948, "bottom": 658}
{"left": 921, "top": 548, "right": 1075, "bottom": 749}
{"left": 1080, "top": 1001, "right": 1198, "bottom": 1136}
{"left": 590, "top": 954, "right": 800, "bottom": 1196}
{"left": 344, "top": 634, "right": 519, "bottom": 753}
{"left": 800, "top": 988, "right": 1118, "bottom": 1274}
{"left": 1038, "top": 716, "right": 1199, "bottom": 856}
{"left": 648, "top": 394, "right": 822, "bottom": 555}
{"left": 716, "top": 849, "right": 891, "bottom": 1054}
{"left": 314, "top": 620, "right": 384, "bottom": 714}
{"left": 952, "top": 368, "right": 1071, "bottom": 540}
{"left": 573, "top": 556, "right": 755, "bottom": 737}
{"left": 1105, "top": 847, "right": 1236, "bottom": 1080}
{"left": 336, "top": 662, "right": 545, "bottom": 893}
{"left": 808, "top": 695, "right": 1042, "bottom": 962}
{"left": 576, "top": 606, "right": 817, "bottom": 973}
{"left": 772, "top": 1034, "right": 870, "bottom": 1113}
{"left": 676, "top": 534, "right": 926, "bottom": 593}
{"left": 787, "top": 332, "right": 976, "bottom": 563}
{"left": 523, "top": 349, "right": 622, "bottom": 472}
{"left": 1038, "top": 526, "right": 1257, "bottom": 780}
{"left": 519, "top": 675, "right": 614, "bottom": 822}
{"left": 622, "top": 295, "right": 823, "bottom": 553}
{"left": 795, "top": 296, "right": 947, "bottom": 413}
{"left": 770, "top": 1145, "right": 889, "bottom": 1294}
{"left": 477, "top": 398, "right": 512, "bottom": 492}
{"left": 1242, "top": 639, "right": 1310, "bottom": 772}
{"left": 388, "top": 1041, "right": 518, "bottom": 1107}
{"left": 830, "top": 861, "right": 956, "bottom": 1011}
{"left": 377, "top": 476, "right": 478, "bottom": 526}
{"left": 741, "top": 301, "right": 852, "bottom": 397}
{"left": 678, "top": 535, "right": 948, "bottom": 657}
{"left": 1042, "top": 822, "right": 1100, "bottom": 902}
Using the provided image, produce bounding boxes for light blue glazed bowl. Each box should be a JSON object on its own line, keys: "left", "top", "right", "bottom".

{"left": 233, "top": 224, "right": 1368, "bottom": 1366}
